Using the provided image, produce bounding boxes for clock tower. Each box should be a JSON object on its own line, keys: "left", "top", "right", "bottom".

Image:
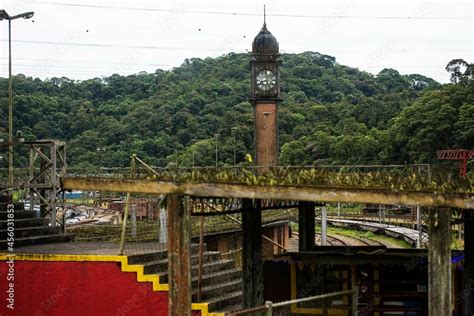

{"left": 250, "top": 21, "right": 281, "bottom": 170}
{"left": 242, "top": 19, "right": 282, "bottom": 310}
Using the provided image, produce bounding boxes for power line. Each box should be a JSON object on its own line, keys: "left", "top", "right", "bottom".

{"left": 0, "top": 58, "right": 451, "bottom": 68}
{"left": 1, "top": 69, "right": 147, "bottom": 77}
{"left": 0, "top": 58, "right": 460, "bottom": 70}
{"left": 0, "top": 39, "right": 471, "bottom": 54}
{"left": 0, "top": 57, "right": 172, "bottom": 67}
{"left": 0, "top": 63, "right": 171, "bottom": 70}
{"left": 361, "top": 65, "right": 448, "bottom": 69}
{"left": 36, "top": 2, "right": 474, "bottom": 20}
{"left": 0, "top": 39, "right": 233, "bottom": 52}
{"left": 0, "top": 62, "right": 450, "bottom": 71}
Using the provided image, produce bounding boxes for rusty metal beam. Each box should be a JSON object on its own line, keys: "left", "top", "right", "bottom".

{"left": 428, "top": 208, "right": 451, "bottom": 316}
{"left": 168, "top": 194, "right": 191, "bottom": 316}
{"left": 61, "top": 177, "right": 474, "bottom": 209}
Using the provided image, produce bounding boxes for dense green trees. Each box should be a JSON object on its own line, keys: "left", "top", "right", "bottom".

{"left": 0, "top": 53, "right": 471, "bottom": 169}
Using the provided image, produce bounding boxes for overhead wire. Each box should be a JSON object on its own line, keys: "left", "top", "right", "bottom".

{"left": 1, "top": 3, "right": 468, "bottom": 80}
{"left": 0, "top": 63, "right": 451, "bottom": 73}
{"left": 35, "top": 2, "right": 474, "bottom": 20}
{"left": 0, "top": 57, "right": 462, "bottom": 72}
{"left": 0, "top": 57, "right": 173, "bottom": 67}
{"left": 0, "top": 39, "right": 235, "bottom": 52}
{"left": 0, "top": 39, "right": 471, "bottom": 54}
{"left": 0, "top": 63, "right": 171, "bottom": 71}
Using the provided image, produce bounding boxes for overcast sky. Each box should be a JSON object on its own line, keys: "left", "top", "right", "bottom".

{"left": 1, "top": 0, "right": 472, "bottom": 83}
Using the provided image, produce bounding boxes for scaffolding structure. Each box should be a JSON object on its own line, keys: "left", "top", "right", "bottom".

{"left": 0, "top": 139, "right": 66, "bottom": 226}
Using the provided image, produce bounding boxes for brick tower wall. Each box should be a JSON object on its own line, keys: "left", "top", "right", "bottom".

{"left": 254, "top": 102, "right": 278, "bottom": 170}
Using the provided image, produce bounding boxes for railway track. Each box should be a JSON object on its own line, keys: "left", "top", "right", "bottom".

{"left": 314, "top": 232, "right": 347, "bottom": 246}
{"left": 316, "top": 232, "right": 385, "bottom": 247}
{"left": 293, "top": 231, "right": 344, "bottom": 246}
{"left": 327, "top": 219, "right": 424, "bottom": 246}
{"left": 293, "top": 231, "right": 385, "bottom": 247}
{"left": 291, "top": 217, "right": 421, "bottom": 248}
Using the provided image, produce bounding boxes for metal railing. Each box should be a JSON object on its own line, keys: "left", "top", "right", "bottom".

{"left": 227, "top": 287, "right": 358, "bottom": 316}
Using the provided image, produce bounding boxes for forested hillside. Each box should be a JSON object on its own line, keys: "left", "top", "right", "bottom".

{"left": 0, "top": 52, "right": 472, "bottom": 169}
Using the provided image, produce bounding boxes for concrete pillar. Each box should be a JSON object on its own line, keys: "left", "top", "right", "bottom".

{"left": 416, "top": 206, "right": 422, "bottom": 248}
{"left": 158, "top": 205, "right": 168, "bottom": 244}
{"left": 428, "top": 208, "right": 451, "bottom": 316}
{"left": 464, "top": 210, "right": 474, "bottom": 315}
{"left": 167, "top": 195, "right": 191, "bottom": 316}
{"left": 321, "top": 206, "right": 327, "bottom": 246}
{"left": 298, "top": 201, "right": 315, "bottom": 251}
{"left": 242, "top": 199, "right": 263, "bottom": 309}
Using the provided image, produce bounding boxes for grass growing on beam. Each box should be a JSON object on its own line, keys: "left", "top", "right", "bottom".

{"left": 106, "top": 166, "right": 473, "bottom": 194}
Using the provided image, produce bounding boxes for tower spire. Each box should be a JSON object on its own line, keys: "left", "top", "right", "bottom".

{"left": 263, "top": 5, "right": 266, "bottom": 26}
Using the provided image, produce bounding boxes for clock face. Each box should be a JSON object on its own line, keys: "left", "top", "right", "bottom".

{"left": 256, "top": 69, "right": 276, "bottom": 92}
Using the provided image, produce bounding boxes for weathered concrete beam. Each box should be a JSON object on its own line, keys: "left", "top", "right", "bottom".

{"left": 61, "top": 177, "right": 474, "bottom": 209}
{"left": 428, "top": 208, "right": 451, "bottom": 316}
{"left": 62, "top": 177, "right": 179, "bottom": 194}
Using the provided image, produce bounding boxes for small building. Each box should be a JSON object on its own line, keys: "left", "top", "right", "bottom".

{"left": 263, "top": 249, "right": 465, "bottom": 315}
{"left": 99, "top": 198, "right": 159, "bottom": 221}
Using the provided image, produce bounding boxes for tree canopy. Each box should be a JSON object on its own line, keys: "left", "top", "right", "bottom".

{"left": 0, "top": 54, "right": 471, "bottom": 171}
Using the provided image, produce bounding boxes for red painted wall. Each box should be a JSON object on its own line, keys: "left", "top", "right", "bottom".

{"left": 0, "top": 260, "right": 201, "bottom": 316}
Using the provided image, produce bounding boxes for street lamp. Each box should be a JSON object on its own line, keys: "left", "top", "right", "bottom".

{"left": 231, "top": 127, "right": 238, "bottom": 166}
{"left": 0, "top": 10, "right": 35, "bottom": 188}
{"left": 214, "top": 134, "right": 220, "bottom": 168}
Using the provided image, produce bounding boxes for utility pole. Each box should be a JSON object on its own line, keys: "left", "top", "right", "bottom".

{"left": 231, "top": 127, "right": 237, "bottom": 166}
{"left": 0, "top": 10, "right": 35, "bottom": 188}
{"left": 214, "top": 133, "right": 220, "bottom": 168}
{"left": 191, "top": 139, "right": 197, "bottom": 168}
{"left": 96, "top": 146, "right": 105, "bottom": 205}
{"left": 7, "top": 18, "right": 12, "bottom": 188}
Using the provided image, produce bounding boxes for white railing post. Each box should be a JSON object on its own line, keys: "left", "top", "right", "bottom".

{"left": 264, "top": 301, "right": 273, "bottom": 316}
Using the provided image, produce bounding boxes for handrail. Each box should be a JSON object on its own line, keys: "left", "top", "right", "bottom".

{"left": 271, "top": 288, "right": 357, "bottom": 307}
{"left": 227, "top": 287, "right": 359, "bottom": 316}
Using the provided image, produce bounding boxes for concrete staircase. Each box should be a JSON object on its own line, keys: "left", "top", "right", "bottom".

{"left": 127, "top": 244, "right": 243, "bottom": 313}
{"left": 0, "top": 196, "right": 74, "bottom": 250}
